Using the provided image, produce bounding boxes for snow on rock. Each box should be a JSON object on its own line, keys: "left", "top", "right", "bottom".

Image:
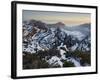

{"left": 60, "top": 49, "right": 66, "bottom": 60}
{"left": 47, "top": 56, "right": 63, "bottom": 67}
{"left": 67, "top": 57, "right": 81, "bottom": 67}
{"left": 71, "top": 43, "right": 78, "bottom": 51}
{"left": 62, "top": 29, "right": 85, "bottom": 40}
{"left": 23, "top": 30, "right": 29, "bottom": 36}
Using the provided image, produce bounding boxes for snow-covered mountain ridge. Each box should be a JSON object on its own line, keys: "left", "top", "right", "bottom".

{"left": 23, "top": 20, "right": 91, "bottom": 69}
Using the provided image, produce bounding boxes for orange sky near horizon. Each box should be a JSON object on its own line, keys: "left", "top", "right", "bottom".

{"left": 23, "top": 10, "right": 91, "bottom": 26}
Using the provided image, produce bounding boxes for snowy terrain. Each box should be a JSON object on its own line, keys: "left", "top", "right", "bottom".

{"left": 23, "top": 20, "right": 91, "bottom": 68}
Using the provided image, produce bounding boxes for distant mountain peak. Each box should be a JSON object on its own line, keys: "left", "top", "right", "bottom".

{"left": 78, "top": 23, "right": 91, "bottom": 27}
{"left": 55, "top": 22, "right": 65, "bottom": 26}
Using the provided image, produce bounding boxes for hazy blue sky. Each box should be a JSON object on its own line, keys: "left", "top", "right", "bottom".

{"left": 23, "top": 10, "right": 91, "bottom": 26}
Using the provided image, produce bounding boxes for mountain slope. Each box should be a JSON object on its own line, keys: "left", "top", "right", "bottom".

{"left": 23, "top": 20, "right": 91, "bottom": 69}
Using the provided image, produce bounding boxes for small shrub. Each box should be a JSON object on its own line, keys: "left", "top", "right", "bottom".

{"left": 23, "top": 52, "right": 50, "bottom": 69}
{"left": 63, "top": 61, "right": 75, "bottom": 67}
{"left": 68, "top": 50, "right": 91, "bottom": 66}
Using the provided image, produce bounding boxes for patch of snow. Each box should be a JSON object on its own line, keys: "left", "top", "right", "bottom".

{"left": 47, "top": 56, "right": 63, "bottom": 67}
{"left": 62, "top": 29, "right": 85, "bottom": 40}
{"left": 60, "top": 49, "right": 66, "bottom": 60}
{"left": 58, "top": 43, "right": 63, "bottom": 49}
{"left": 71, "top": 43, "right": 78, "bottom": 51}
{"left": 23, "top": 30, "right": 29, "bottom": 36}
{"left": 67, "top": 57, "right": 81, "bottom": 67}
{"left": 63, "top": 45, "right": 69, "bottom": 51}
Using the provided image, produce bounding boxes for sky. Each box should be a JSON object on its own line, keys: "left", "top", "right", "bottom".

{"left": 23, "top": 10, "right": 91, "bottom": 26}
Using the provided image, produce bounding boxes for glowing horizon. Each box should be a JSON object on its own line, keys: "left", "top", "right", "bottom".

{"left": 23, "top": 10, "right": 91, "bottom": 26}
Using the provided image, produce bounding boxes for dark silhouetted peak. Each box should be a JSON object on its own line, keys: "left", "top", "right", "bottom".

{"left": 55, "top": 22, "right": 65, "bottom": 26}
{"left": 55, "top": 22, "right": 65, "bottom": 27}
{"left": 27, "top": 19, "right": 47, "bottom": 30}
